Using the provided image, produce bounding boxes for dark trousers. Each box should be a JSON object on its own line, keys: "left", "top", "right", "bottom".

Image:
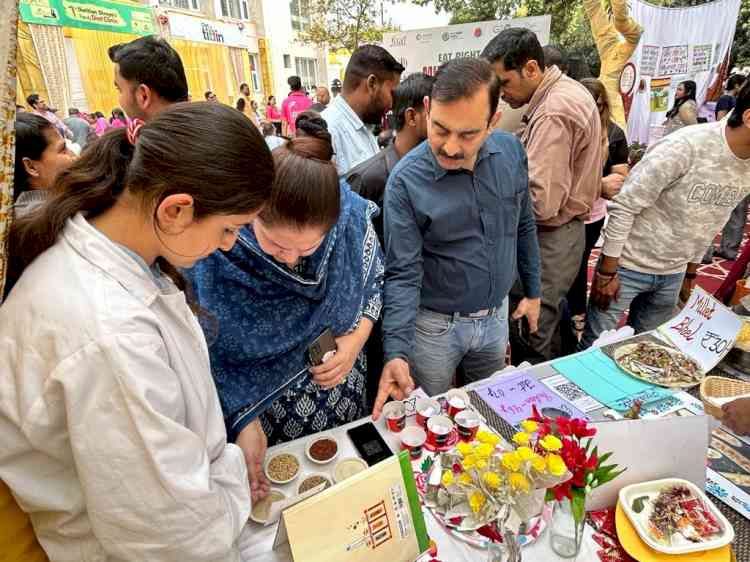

{"left": 567, "top": 218, "right": 606, "bottom": 317}
{"left": 510, "top": 220, "right": 585, "bottom": 365}
{"left": 705, "top": 195, "right": 749, "bottom": 260}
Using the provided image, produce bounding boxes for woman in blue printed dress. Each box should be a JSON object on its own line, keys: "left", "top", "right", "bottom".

{"left": 187, "top": 130, "right": 383, "bottom": 481}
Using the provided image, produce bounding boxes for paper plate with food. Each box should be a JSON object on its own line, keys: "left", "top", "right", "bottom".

{"left": 614, "top": 342, "right": 703, "bottom": 388}
{"left": 618, "top": 478, "right": 734, "bottom": 555}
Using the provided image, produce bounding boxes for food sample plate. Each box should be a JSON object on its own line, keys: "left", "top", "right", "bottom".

{"left": 614, "top": 342, "right": 703, "bottom": 388}
{"left": 615, "top": 502, "right": 731, "bottom": 561}
{"left": 617, "top": 478, "right": 734, "bottom": 555}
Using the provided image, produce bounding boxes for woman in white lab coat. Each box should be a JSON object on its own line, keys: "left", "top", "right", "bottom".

{"left": 0, "top": 102, "right": 274, "bottom": 561}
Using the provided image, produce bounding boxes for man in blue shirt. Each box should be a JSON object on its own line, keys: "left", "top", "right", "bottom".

{"left": 373, "top": 58, "right": 542, "bottom": 413}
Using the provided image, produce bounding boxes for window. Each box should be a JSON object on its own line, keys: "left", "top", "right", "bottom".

{"left": 216, "top": 0, "right": 250, "bottom": 19}
{"left": 160, "top": 0, "right": 200, "bottom": 10}
{"left": 295, "top": 57, "right": 318, "bottom": 92}
{"left": 289, "top": 0, "right": 310, "bottom": 31}
{"left": 283, "top": 54, "right": 292, "bottom": 69}
{"left": 249, "top": 54, "right": 262, "bottom": 93}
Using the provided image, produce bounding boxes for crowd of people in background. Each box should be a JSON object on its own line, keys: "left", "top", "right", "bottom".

{"left": 3, "top": 28, "right": 750, "bottom": 562}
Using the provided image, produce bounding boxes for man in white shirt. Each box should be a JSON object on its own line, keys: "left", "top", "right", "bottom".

{"left": 322, "top": 44, "right": 404, "bottom": 176}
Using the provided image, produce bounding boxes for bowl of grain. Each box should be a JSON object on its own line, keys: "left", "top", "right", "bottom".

{"left": 297, "top": 473, "right": 333, "bottom": 496}
{"left": 264, "top": 451, "right": 301, "bottom": 485}
{"left": 305, "top": 434, "right": 339, "bottom": 465}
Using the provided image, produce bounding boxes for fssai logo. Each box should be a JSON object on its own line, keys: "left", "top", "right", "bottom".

{"left": 416, "top": 32, "right": 432, "bottom": 42}
{"left": 442, "top": 31, "right": 463, "bottom": 42}
{"left": 390, "top": 35, "right": 407, "bottom": 48}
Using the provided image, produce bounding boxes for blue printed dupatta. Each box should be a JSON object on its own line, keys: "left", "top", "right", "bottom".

{"left": 186, "top": 184, "right": 383, "bottom": 443}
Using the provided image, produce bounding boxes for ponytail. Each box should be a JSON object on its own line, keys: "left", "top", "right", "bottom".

{"left": 6, "top": 127, "right": 134, "bottom": 294}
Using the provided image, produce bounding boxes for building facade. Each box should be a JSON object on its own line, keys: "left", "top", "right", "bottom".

{"left": 154, "top": 0, "right": 266, "bottom": 106}
{"left": 16, "top": 0, "right": 269, "bottom": 115}
{"left": 259, "top": 0, "right": 327, "bottom": 101}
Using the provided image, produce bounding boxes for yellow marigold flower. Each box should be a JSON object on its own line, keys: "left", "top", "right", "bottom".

{"left": 521, "top": 420, "right": 539, "bottom": 433}
{"left": 546, "top": 454, "right": 567, "bottom": 477}
{"left": 483, "top": 472, "right": 501, "bottom": 489}
{"left": 531, "top": 454, "right": 547, "bottom": 473}
{"left": 456, "top": 441, "right": 474, "bottom": 457}
{"left": 441, "top": 470, "right": 455, "bottom": 487}
{"left": 539, "top": 435, "right": 563, "bottom": 452}
{"left": 469, "top": 490, "right": 487, "bottom": 513}
{"left": 509, "top": 472, "right": 530, "bottom": 492}
{"left": 476, "top": 430, "right": 495, "bottom": 444}
{"left": 512, "top": 432, "right": 530, "bottom": 446}
{"left": 474, "top": 443, "right": 493, "bottom": 458}
{"left": 459, "top": 472, "right": 474, "bottom": 486}
{"left": 476, "top": 458, "right": 488, "bottom": 470}
{"left": 462, "top": 455, "right": 477, "bottom": 470}
{"left": 502, "top": 451, "right": 521, "bottom": 472}
{"left": 516, "top": 446, "right": 534, "bottom": 461}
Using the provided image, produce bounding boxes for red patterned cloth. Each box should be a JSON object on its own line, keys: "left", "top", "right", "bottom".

{"left": 587, "top": 509, "right": 637, "bottom": 562}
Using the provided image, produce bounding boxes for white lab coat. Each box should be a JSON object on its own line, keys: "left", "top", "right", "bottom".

{"left": 0, "top": 213, "right": 251, "bottom": 561}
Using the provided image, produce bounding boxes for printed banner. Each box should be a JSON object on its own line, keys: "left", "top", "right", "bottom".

{"left": 649, "top": 77, "right": 671, "bottom": 113}
{"left": 167, "top": 12, "right": 248, "bottom": 48}
{"left": 625, "top": 0, "right": 741, "bottom": 144}
{"left": 19, "top": 0, "right": 155, "bottom": 35}
{"left": 640, "top": 45, "right": 660, "bottom": 76}
{"left": 382, "top": 16, "right": 551, "bottom": 76}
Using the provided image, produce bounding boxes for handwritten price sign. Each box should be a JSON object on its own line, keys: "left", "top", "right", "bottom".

{"left": 658, "top": 287, "right": 742, "bottom": 373}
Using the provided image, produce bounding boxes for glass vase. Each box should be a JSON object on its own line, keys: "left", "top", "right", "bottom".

{"left": 549, "top": 497, "right": 585, "bottom": 558}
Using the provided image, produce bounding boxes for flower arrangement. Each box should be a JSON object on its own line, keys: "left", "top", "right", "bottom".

{"left": 435, "top": 427, "right": 569, "bottom": 529}
{"left": 521, "top": 406, "right": 625, "bottom": 526}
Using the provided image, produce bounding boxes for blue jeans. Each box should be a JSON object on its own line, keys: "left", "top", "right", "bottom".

{"left": 580, "top": 267, "right": 685, "bottom": 349}
{"left": 411, "top": 299, "right": 509, "bottom": 397}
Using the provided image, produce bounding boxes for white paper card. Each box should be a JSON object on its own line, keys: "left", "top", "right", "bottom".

{"left": 586, "top": 415, "right": 709, "bottom": 510}
{"left": 658, "top": 286, "right": 742, "bottom": 373}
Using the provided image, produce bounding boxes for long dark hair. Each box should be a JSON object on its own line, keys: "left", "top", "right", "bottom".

{"left": 580, "top": 78, "right": 611, "bottom": 167}
{"left": 666, "top": 80, "right": 696, "bottom": 120}
{"left": 7, "top": 102, "right": 275, "bottom": 294}
{"left": 14, "top": 112, "right": 55, "bottom": 199}
{"left": 260, "top": 135, "right": 339, "bottom": 230}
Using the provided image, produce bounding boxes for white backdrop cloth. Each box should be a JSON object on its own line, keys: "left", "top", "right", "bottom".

{"left": 626, "top": 0, "right": 741, "bottom": 143}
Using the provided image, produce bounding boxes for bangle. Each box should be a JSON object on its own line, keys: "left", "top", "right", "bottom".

{"left": 597, "top": 274, "right": 618, "bottom": 288}
{"left": 685, "top": 272, "right": 697, "bottom": 280}
{"left": 597, "top": 269, "right": 618, "bottom": 278}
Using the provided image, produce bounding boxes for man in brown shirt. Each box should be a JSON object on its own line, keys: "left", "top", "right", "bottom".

{"left": 482, "top": 28, "right": 602, "bottom": 363}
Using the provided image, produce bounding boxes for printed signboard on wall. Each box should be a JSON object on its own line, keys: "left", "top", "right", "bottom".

{"left": 658, "top": 45, "right": 689, "bottom": 76}
{"left": 20, "top": 0, "right": 155, "bottom": 35}
{"left": 382, "top": 16, "right": 551, "bottom": 77}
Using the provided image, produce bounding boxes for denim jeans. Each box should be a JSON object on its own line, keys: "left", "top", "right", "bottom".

{"left": 411, "top": 299, "right": 509, "bottom": 397}
{"left": 580, "top": 266, "right": 685, "bottom": 349}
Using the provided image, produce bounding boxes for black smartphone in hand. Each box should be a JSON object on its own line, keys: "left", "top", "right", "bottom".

{"left": 306, "top": 328, "right": 337, "bottom": 367}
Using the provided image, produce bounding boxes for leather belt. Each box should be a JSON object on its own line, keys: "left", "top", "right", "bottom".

{"left": 423, "top": 306, "right": 498, "bottom": 319}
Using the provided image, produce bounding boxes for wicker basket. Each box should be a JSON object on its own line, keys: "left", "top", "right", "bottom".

{"left": 700, "top": 376, "right": 750, "bottom": 420}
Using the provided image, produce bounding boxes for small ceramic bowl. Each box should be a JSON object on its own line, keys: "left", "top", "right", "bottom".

{"left": 305, "top": 434, "right": 340, "bottom": 465}
{"left": 249, "top": 488, "right": 286, "bottom": 524}
{"left": 333, "top": 457, "right": 369, "bottom": 483}
{"left": 264, "top": 451, "right": 302, "bottom": 485}
{"left": 297, "top": 473, "right": 333, "bottom": 495}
